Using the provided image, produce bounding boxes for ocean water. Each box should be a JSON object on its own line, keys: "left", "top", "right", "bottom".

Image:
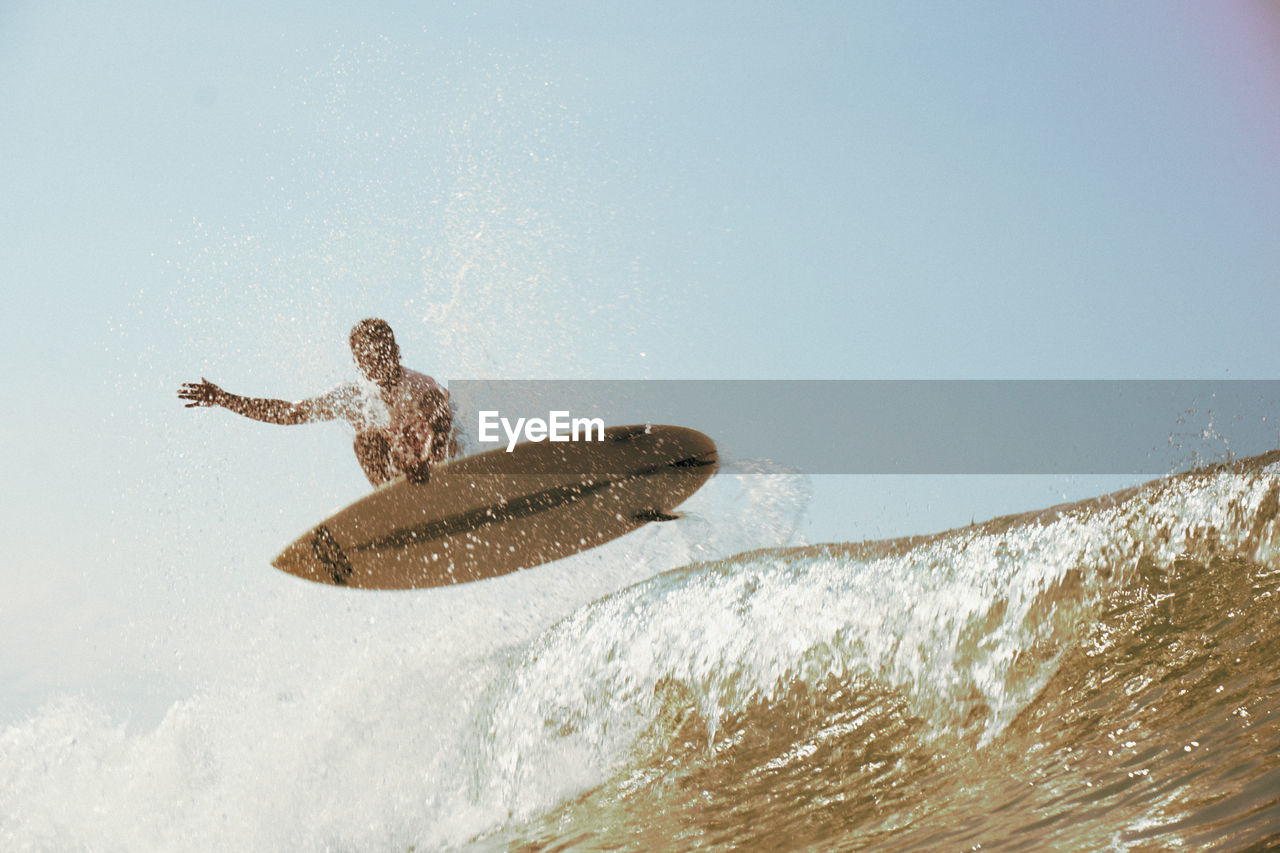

{"left": 4, "top": 451, "right": 1279, "bottom": 850}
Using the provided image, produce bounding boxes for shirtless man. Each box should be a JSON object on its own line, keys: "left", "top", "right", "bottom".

{"left": 179, "top": 318, "right": 456, "bottom": 486}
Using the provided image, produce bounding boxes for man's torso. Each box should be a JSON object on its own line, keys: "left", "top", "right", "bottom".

{"left": 322, "top": 368, "right": 455, "bottom": 462}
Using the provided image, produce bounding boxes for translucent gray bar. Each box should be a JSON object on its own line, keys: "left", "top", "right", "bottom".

{"left": 448, "top": 380, "right": 1280, "bottom": 474}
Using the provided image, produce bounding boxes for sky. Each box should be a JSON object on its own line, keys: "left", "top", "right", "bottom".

{"left": 3, "top": 1, "right": 1280, "bottom": 722}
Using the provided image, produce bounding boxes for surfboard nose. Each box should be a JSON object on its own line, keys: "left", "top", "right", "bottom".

{"left": 272, "top": 539, "right": 310, "bottom": 577}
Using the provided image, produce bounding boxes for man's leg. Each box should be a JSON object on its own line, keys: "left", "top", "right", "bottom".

{"left": 354, "top": 431, "right": 393, "bottom": 486}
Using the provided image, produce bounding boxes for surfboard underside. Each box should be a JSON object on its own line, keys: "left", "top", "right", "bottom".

{"left": 271, "top": 425, "right": 717, "bottom": 589}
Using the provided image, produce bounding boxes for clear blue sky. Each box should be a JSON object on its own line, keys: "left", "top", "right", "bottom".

{"left": 3, "top": 1, "right": 1280, "bottom": 720}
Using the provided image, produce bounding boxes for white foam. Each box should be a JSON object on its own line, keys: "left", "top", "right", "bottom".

{"left": 1, "top": 468, "right": 810, "bottom": 850}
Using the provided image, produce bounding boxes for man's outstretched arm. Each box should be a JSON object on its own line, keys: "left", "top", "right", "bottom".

{"left": 178, "top": 378, "right": 345, "bottom": 425}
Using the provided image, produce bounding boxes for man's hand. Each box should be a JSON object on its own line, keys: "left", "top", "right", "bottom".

{"left": 179, "top": 378, "right": 226, "bottom": 408}
{"left": 404, "top": 459, "right": 432, "bottom": 485}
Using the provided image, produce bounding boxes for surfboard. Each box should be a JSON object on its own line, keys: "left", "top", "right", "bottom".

{"left": 271, "top": 424, "right": 718, "bottom": 590}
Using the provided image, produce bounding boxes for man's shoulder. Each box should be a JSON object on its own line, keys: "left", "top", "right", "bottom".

{"left": 401, "top": 367, "right": 443, "bottom": 393}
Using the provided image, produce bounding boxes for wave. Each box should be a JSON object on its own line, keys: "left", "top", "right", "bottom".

{"left": 5, "top": 454, "right": 1280, "bottom": 850}
{"left": 470, "top": 451, "right": 1280, "bottom": 848}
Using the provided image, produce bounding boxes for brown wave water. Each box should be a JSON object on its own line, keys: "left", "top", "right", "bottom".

{"left": 468, "top": 453, "right": 1280, "bottom": 851}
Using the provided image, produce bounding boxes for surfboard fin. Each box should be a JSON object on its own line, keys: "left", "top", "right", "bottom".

{"left": 669, "top": 452, "right": 718, "bottom": 469}
{"left": 633, "top": 508, "right": 684, "bottom": 522}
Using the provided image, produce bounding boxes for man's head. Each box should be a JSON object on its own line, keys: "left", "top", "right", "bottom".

{"left": 350, "top": 318, "right": 402, "bottom": 387}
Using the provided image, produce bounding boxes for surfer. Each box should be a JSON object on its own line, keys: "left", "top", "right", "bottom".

{"left": 178, "top": 318, "right": 457, "bottom": 486}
